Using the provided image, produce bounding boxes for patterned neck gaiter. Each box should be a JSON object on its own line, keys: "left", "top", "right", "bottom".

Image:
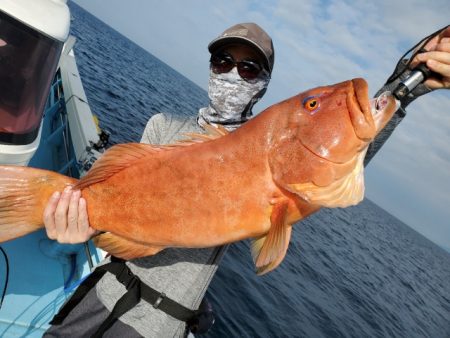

{"left": 198, "top": 68, "right": 269, "bottom": 131}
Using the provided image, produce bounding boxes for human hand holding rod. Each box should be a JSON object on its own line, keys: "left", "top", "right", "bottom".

{"left": 402, "top": 25, "right": 450, "bottom": 95}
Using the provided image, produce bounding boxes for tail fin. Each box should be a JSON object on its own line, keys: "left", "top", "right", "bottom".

{"left": 0, "top": 166, "right": 76, "bottom": 242}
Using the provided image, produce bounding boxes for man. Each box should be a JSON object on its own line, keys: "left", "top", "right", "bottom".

{"left": 44, "top": 23, "right": 450, "bottom": 337}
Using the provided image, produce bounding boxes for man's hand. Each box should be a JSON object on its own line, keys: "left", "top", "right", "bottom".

{"left": 43, "top": 186, "right": 99, "bottom": 243}
{"left": 411, "top": 26, "right": 450, "bottom": 89}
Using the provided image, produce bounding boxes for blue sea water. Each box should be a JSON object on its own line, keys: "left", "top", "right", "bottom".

{"left": 69, "top": 3, "right": 450, "bottom": 337}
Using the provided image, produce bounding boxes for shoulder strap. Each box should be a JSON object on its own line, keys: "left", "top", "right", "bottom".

{"left": 50, "top": 257, "right": 208, "bottom": 335}
{"left": 91, "top": 261, "right": 142, "bottom": 337}
{"left": 50, "top": 268, "right": 107, "bottom": 325}
{"left": 99, "top": 257, "right": 196, "bottom": 322}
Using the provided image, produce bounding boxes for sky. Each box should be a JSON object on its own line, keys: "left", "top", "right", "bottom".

{"left": 72, "top": 0, "right": 450, "bottom": 251}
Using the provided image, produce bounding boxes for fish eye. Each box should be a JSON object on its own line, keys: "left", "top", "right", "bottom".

{"left": 302, "top": 96, "right": 320, "bottom": 113}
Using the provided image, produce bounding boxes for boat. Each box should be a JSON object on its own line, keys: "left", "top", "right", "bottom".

{"left": 0, "top": 0, "right": 107, "bottom": 335}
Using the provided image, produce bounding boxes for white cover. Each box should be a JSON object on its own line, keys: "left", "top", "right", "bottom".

{"left": 0, "top": 123, "right": 42, "bottom": 165}
{"left": 0, "top": 0, "right": 70, "bottom": 41}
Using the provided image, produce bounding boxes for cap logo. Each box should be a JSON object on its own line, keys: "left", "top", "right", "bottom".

{"left": 224, "top": 28, "right": 248, "bottom": 37}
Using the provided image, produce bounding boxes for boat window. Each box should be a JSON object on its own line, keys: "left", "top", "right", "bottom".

{"left": 0, "top": 10, "right": 63, "bottom": 145}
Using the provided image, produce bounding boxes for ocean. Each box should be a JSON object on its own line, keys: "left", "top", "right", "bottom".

{"left": 69, "top": 3, "right": 450, "bottom": 337}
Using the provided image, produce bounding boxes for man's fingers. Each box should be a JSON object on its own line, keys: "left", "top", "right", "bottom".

{"left": 426, "top": 59, "right": 450, "bottom": 78}
{"left": 43, "top": 187, "right": 96, "bottom": 244}
{"left": 424, "top": 78, "right": 445, "bottom": 89}
{"left": 413, "top": 51, "right": 450, "bottom": 82}
{"left": 54, "top": 186, "right": 72, "bottom": 237}
{"left": 67, "top": 190, "right": 81, "bottom": 237}
{"left": 417, "top": 51, "right": 450, "bottom": 64}
{"left": 439, "top": 26, "right": 450, "bottom": 39}
{"left": 78, "top": 197, "right": 97, "bottom": 241}
{"left": 43, "top": 191, "right": 61, "bottom": 239}
{"left": 411, "top": 36, "right": 450, "bottom": 68}
{"left": 435, "top": 42, "right": 450, "bottom": 53}
{"left": 426, "top": 27, "right": 450, "bottom": 50}
{"left": 422, "top": 58, "right": 450, "bottom": 89}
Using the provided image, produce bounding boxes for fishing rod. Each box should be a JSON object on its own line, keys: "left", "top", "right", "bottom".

{"left": 388, "top": 25, "right": 449, "bottom": 101}
{"left": 393, "top": 61, "right": 436, "bottom": 100}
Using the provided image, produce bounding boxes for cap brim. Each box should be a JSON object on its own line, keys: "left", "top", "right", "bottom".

{"left": 208, "top": 36, "right": 272, "bottom": 72}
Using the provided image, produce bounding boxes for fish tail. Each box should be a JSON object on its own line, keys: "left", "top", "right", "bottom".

{"left": 0, "top": 165, "right": 77, "bottom": 242}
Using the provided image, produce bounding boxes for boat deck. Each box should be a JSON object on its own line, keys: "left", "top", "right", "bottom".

{"left": 0, "top": 57, "right": 104, "bottom": 336}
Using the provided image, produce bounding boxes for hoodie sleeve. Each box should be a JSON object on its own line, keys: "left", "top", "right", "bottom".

{"left": 140, "top": 113, "right": 169, "bottom": 145}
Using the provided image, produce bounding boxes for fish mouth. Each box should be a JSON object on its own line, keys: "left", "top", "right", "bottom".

{"left": 352, "top": 78, "right": 370, "bottom": 117}
{"left": 347, "top": 78, "right": 374, "bottom": 141}
{"left": 369, "top": 91, "right": 400, "bottom": 132}
{"left": 348, "top": 79, "right": 399, "bottom": 141}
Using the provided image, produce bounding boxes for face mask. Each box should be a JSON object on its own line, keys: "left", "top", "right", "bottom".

{"left": 198, "top": 68, "right": 269, "bottom": 131}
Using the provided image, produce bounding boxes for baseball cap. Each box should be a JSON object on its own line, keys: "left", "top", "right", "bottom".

{"left": 208, "top": 23, "right": 274, "bottom": 73}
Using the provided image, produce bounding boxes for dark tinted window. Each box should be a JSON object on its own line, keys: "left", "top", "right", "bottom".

{"left": 0, "top": 10, "right": 63, "bottom": 145}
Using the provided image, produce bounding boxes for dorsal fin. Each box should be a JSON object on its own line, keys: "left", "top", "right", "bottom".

{"left": 169, "top": 123, "right": 229, "bottom": 147}
{"left": 203, "top": 123, "right": 229, "bottom": 137}
{"left": 74, "top": 143, "right": 161, "bottom": 190}
{"left": 75, "top": 124, "right": 228, "bottom": 190}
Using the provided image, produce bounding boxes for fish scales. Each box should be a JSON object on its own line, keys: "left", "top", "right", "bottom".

{"left": 0, "top": 78, "right": 398, "bottom": 274}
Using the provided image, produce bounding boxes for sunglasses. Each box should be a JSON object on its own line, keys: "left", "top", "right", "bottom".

{"left": 210, "top": 53, "right": 266, "bottom": 81}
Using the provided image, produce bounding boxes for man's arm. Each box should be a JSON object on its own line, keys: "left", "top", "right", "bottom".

{"left": 140, "top": 113, "right": 168, "bottom": 145}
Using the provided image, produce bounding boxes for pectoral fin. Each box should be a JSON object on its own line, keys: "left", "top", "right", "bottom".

{"left": 251, "top": 201, "right": 291, "bottom": 275}
{"left": 93, "top": 233, "right": 164, "bottom": 260}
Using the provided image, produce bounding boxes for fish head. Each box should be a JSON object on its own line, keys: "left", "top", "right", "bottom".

{"left": 253, "top": 79, "right": 399, "bottom": 275}
{"left": 284, "top": 78, "right": 398, "bottom": 164}
{"left": 268, "top": 78, "right": 399, "bottom": 207}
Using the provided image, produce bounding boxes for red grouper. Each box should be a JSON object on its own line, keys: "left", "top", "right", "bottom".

{"left": 0, "top": 78, "right": 398, "bottom": 275}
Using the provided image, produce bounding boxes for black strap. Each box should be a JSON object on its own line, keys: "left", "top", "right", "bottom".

{"left": 101, "top": 257, "right": 196, "bottom": 322}
{"left": 91, "top": 272, "right": 141, "bottom": 338}
{"left": 50, "top": 257, "right": 199, "bottom": 336}
{"left": 50, "top": 268, "right": 107, "bottom": 325}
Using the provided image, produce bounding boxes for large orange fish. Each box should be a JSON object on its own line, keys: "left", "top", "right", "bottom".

{"left": 0, "top": 78, "right": 398, "bottom": 274}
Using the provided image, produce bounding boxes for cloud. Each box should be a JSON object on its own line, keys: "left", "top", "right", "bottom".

{"left": 372, "top": 92, "right": 450, "bottom": 183}
{"left": 378, "top": 0, "right": 450, "bottom": 40}
{"left": 273, "top": 0, "right": 321, "bottom": 31}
